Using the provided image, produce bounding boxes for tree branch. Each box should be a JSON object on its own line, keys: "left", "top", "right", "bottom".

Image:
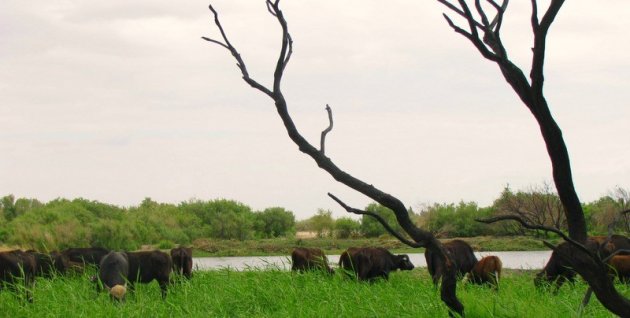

{"left": 476, "top": 215, "right": 592, "bottom": 256}
{"left": 320, "top": 104, "right": 333, "bottom": 155}
{"left": 327, "top": 193, "right": 423, "bottom": 248}
{"left": 202, "top": 5, "right": 273, "bottom": 98}
{"left": 208, "top": 2, "right": 464, "bottom": 315}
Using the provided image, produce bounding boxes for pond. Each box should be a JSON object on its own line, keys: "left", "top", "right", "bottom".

{"left": 192, "top": 250, "right": 552, "bottom": 271}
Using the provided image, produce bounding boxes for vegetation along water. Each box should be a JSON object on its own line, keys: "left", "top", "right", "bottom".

{"left": 1, "top": 268, "right": 627, "bottom": 317}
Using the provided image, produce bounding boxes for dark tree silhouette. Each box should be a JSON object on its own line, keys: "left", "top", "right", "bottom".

{"left": 204, "top": 1, "right": 463, "bottom": 316}
{"left": 437, "top": 0, "right": 630, "bottom": 315}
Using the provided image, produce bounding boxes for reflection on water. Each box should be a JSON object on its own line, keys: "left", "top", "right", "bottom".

{"left": 192, "top": 250, "right": 552, "bottom": 271}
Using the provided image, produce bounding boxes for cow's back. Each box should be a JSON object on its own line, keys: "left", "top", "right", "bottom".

{"left": 62, "top": 247, "right": 110, "bottom": 266}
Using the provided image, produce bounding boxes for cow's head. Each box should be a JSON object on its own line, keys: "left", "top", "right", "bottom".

{"left": 395, "top": 254, "right": 415, "bottom": 271}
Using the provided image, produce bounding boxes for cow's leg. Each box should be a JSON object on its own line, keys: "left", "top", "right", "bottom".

{"left": 159, "top": 280, "right": 168, "bottom": 299}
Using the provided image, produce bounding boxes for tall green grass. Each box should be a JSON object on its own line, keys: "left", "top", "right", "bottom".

{"left": 0, "top": 269, "right": 626, "bottom": 317}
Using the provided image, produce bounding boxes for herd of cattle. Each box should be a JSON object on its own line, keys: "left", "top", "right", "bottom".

{"left": 291, "top": 240, "right": 502, "bottom": 288}
{"left": 291, "top": 235, "right": 630, "bottom": 291}
{"left": 0, "top": 246, "right": 193, "bottom": 301}
{"left": 2, "top": 235, "right": 630, "bottom": 302}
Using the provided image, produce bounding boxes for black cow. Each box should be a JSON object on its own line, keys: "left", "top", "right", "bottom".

{"left": 0, "top": 250, "right": 36, "bottom": 302}
{"left": 27, "top": 250, "right": 70, "bottom": 278}
{"left": 338, "top": 247, "right": 361, "bottom": 273}
{"left": 425, "top": 240, "right": 477, "bottom": 285}
{"left": 170, "top": 247, "right": 193, "bottom": 279}
{"left": 98, "top": 251, "right": 129, "bottom": 301}
{"left": 125, "top": 250, "right": 172, "bottom": 299}
{"left": 339, "top": 247, "right": 414, "bottom": 281}
{"left": 291, "top": 247, "right": 334, "bottom": 274}
{"left": 62, "top": 247, "right": 110, "bottom": 267}
{"left": 534, "top": 236, "right": 628, "bottom": 291}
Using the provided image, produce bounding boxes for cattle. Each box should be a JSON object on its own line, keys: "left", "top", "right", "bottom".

{"left": 338, "top": 247, "right": 361, "bottom": 273}
{"left": 170, "top": 247, "right": 193, "bottom": 279}
{"left": 425, "top": 240, "right": 477, "bottom": 285}
{"left": 291, "top": 247, "right": 334, "bottom": 274}
{"left": 62, "top": 247, "right": 110, "bottom": 267}
{"left": 593, "top": 235, "right": 630, "bottom": 256}
{"left": 464, "top": 255, "right": 502, "bottom": 289}
{"left": 339, "top": 247, "right": 414, "bottom": 281}
{"left": 607, "top": 255, "right": 630, "bottom": 283}
{"left": 97, "top": 251, "right": 129, "bottom": 301}
{"left": 27, "top": 250, "right": 70, "bottom": 278}
{"left": 0, "top": 250, "right": 36, "bottom": 302}
{"left": 534, "top": 236, "right": 629, "bottom": 291}
{"left": 125, "top": 250, "right": 172, "bottom": 299}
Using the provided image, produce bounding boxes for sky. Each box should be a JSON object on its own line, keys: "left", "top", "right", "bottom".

{"left": 1, "top": 1, "right": 629, "bottom": 220}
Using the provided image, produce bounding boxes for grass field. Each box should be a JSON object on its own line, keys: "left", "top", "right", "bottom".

{"left": 1, "top": 268, "right": 626, "bottom": 317}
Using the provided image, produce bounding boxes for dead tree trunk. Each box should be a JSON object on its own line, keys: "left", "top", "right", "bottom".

{"left": 438, "top": 0, "right": 630, "bottom": 315}
{"left": 205, "top": 1, "right": 463, "bottom": 316}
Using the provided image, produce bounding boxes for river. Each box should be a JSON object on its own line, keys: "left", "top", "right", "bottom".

{"left": 192, "top": 250, "right": 552, "bottom": 271}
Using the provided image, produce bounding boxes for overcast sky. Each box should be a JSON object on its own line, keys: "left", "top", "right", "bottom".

{"left": 1, "top": 1, "right": 629, "bottom": 220}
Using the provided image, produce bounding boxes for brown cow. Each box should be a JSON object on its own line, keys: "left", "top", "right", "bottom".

{"left": 0, "top": 250, "right": 36, "bottom": 302}
{"left": 171, "top": 247, "right": 193, "bottom": 279}
{"left": 425, "top": 240, "right": 477, "bottom": 285}
{"left": 125, "top": 250, "right": 172, "bottom": 299}
{"left": 464, "top": 255, "right": 502, "bottom": 289}
{"left": 607, "top": 254, "right": 630, "bottom": 283}
{"left": 291, "top": 247, "right": 334, "bottom": 274}
{"left": 339, "top": 247, "right": 414, "bottom": 281}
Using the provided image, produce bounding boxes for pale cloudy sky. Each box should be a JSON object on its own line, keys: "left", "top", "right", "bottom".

{"left": 1, "top": 1, "right": 628, "bottom": 219}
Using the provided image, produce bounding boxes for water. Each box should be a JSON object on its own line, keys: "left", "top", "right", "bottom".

{"left": 192, "top": 250, "right": 552, "bottom": 271}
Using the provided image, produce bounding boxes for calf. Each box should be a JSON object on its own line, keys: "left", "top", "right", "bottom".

{"left": 98, "top": 251, "right": 129, "bottom": 301}
{"left": 0, "top": 250, "right": 36, "bottom": 302}
{"left": 125, "top": 250, "right": 172, "bottom": 299}
{"left": 425, "top": 240, "right": 477, "bottom": 285}
{"left": 170, "top": 247, "right": 193, "bottom": 279}
{"left": 291, "top": 247, "right": 334, "bottom": 274}
{"left": 464, "top": 255, "right": 502, "bottom": 289}
{"left": 62, "top": 247, "right": 110, "bottom": 267}
{"left": 340, "top": 247, "right": 414, "bottom": 281}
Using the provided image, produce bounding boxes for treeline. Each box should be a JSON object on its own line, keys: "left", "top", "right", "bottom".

{"left": 1, "top": 185, "right": 628, "bottom": 250}
{"left": 298, "top": 185, "right": 630, "bottom": 239}
{"left": 0, "top": 197, "right": 295, "bottom": 251}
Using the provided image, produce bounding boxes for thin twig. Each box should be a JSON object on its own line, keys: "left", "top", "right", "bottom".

{"left": 320, "top": 105, "right": 333, "bottom": 155}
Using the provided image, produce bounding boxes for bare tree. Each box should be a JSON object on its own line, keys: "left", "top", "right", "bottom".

{"left": 438, "top": 0, "right": 630, "bottom": 315}
{"left": 204, "top": 1, "right": 464, "bottom": 316}
{"left": 493, "top": 183, "right": 566, "bottom": 237}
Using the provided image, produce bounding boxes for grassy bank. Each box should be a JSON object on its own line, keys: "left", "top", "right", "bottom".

{"left": 190, "top": 235, "right": 562, "bottom": 257}
{"left": 0, "top": 268, "right": 624, "bottom": 317}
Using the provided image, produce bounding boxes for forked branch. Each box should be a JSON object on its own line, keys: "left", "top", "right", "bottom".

{"left": 328, "top": 193, "right": 422, "bottom": 248}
